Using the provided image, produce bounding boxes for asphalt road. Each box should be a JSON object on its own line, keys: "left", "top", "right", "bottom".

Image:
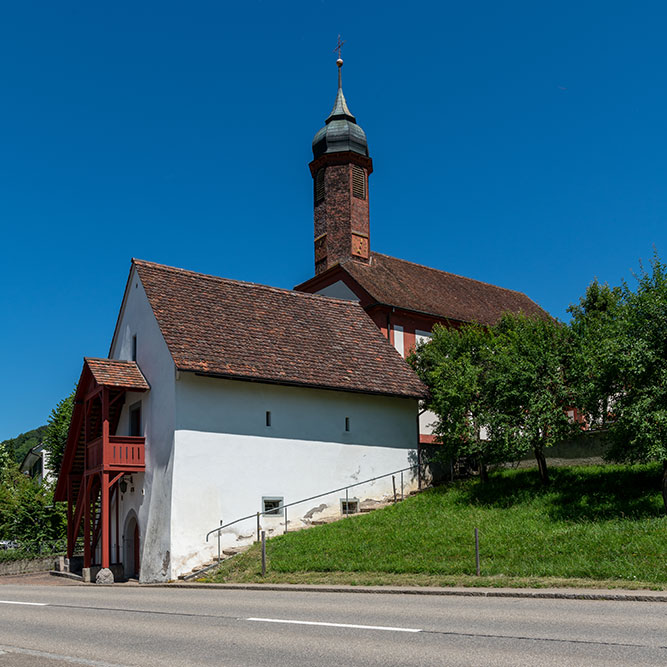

{"left": 0, "top": 583, "right": 665, "bottom": 666}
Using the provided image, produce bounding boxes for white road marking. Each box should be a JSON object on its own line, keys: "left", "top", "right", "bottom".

{"left": 0, "top": 600, "right": 48, "bottom": 606}
{"left": 246, "top": 617, "right": 422, "bottom": 633}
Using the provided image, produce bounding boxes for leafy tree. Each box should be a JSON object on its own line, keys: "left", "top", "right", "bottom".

{"left": 0, "top": 462, "right": 66, "bottom": 544}
{"left": 411, "top": 313, "right": 576, "bottom": 484}
{"left": 0, "top": 442, "right": 10, "bottom": 474}
{"left": 43, "top": 391, "right": 74, "bottom": 476}
{"left": 568, "top": 279, "right": 625, "bottom": 430}
{"left": 411, "top": 324, "right": 505, "bottom": 480}
{"left": 611, "top": 258, "right": 667, "bottom": 509}
{"left": 484, "top": 313, "right": 577, "bottom": 484}
{"left": 568, "top": 255, "right": 667, "bottom": 511}
{"left": 0, "top": 425, "right": 48, "bottom": 465}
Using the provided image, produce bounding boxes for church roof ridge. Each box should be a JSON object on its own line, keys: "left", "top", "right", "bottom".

{"left": 130, "top": 258, "right": 364, "bottom": 307}
{"left": 131, "top": 259, "right": 428, "bottom": 400}
{"left": 321, "top": 252, "right": 549, "bottom": 326}
{"left": 366, "top": 252, "right": 535, "bottom": 299}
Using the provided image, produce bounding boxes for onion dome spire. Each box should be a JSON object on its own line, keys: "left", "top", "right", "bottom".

{"left": 312, "top": 55, "right": 369, "bottom": 159}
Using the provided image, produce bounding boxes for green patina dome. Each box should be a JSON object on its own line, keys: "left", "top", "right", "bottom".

{"left": 312, "top": 66, "right": 369, "bottom": 159}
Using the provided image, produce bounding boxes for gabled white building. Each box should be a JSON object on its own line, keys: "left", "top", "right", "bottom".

{"left": 55, "top": 259, "right": 427, "bottom": 582}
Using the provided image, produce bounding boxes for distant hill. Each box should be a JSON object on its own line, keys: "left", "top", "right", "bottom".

{"left": 1, "top": 426, "right": 48, "bottom": 465}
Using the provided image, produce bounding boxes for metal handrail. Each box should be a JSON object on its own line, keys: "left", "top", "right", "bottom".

{"left": 205, "top": 463, "right": 420, "bottom": 543}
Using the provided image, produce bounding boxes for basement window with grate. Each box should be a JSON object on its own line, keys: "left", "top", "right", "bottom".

{"left": 352, "top": 165, "right": 366, "bottom": 199}
{"left": 314, "top": 169, "right": 325, "bottom": 203}
{"left": 340, "top": 498, "right": 360, "bottom": 514}
{"left": 262, "top": 497, "right": 283, "bottom": 516}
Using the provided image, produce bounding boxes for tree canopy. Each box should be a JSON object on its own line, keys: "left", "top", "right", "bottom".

{"left": 43, "top": 391, "right": 74, "bottom": 476}
{"left": 570, "top": 255, "right": 667, "bottom": 508}
{"left": 413, "top": 253, "right": 667, "bottom": 509}
{"left": 0, "top": 425, "right": 47, "bottom": 465}
{"left": 411, "top": 312, "right": 576, "bottom": 484}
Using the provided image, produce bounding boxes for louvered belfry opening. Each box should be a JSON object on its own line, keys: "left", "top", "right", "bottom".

{"left": 314, "top": 168, "right": 325, "bottom": 204}
{"left": 352, "top": 165, "right": 366, "bottom": 200}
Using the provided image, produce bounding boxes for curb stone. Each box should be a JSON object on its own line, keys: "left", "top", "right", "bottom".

{"left": 147, "top": 582, "right": 667, "bottom": 602}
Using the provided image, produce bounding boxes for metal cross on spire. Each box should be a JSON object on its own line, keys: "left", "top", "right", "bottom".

{"left": 333, "top": 35, "right": 345, "bottom": 61}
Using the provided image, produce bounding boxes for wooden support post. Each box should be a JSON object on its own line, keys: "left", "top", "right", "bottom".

{"left": 83, "top": 476, "right": 91, "bottom": 568}
{"left": 99, "top": 388, "right": 111, "bottom": 570}
{"left": 102, "top": 387, "right": 109, "bottom": 468}
{"left": 101, "top": 472, "right": 110, "bottom": 569}
{"left": 115, "top": 484, "right": 120, "bottom": 565}
{"left": 66, "top": 476, "right": 73, "bottom": 558}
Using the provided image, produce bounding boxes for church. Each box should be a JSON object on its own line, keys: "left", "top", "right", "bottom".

{"left": 295, "top": 57, "right": 546, "bottom": 441}
{"left": 54, "top": 57, "right": 545, "bottom": 583}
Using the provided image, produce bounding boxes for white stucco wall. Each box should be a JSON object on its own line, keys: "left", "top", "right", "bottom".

{"left": 169, "top": 374, "right": 419, "bottom": 578}
{"left": 109, "top": 267, "right": 176, "bottom": 582}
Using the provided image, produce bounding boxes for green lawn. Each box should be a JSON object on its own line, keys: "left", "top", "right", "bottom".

{"left": 202, "top": 464, "right": 667, "bottom": 589}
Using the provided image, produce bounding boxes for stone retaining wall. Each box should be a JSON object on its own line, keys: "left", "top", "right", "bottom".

{"left": 0, "top": 556, "right": 57, "bottom": 576}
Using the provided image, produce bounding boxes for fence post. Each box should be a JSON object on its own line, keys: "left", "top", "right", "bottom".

{"left": 256, "top": 512, "right": 260, "bottom": 543}
{"left": 392, "top": 475, "right": 397, "bottom": 503}
{"left": 401, "top": 471, "right": 404, "bottom": 500}
{"left": 217, "top": 519, "right": 223, "bottom": 563}
{"left": 284, "top": 504, "right": 288, "bottom": 535}
{"left": 261, "top": 530, "right": 266, "bottom": 577}
{"left": 475, "top": 527, "right": 480, "bottom": 576}
{"left": 345, "top": 488, "right": 349, "bottom": 517}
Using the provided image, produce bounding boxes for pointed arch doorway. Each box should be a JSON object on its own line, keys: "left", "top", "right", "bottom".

{"left": 123, "top": 513, "right": 140, "bottom": 579}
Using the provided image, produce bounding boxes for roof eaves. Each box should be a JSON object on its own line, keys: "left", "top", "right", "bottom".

{"left": 186, "top": 368, "right": 428, "bottom": 401}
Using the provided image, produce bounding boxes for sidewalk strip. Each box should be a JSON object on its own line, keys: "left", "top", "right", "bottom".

{"left": 246, "top": 617, "right": 422, "bottom": 632}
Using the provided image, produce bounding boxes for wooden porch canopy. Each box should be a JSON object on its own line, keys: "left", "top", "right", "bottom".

{"left": 54, "top": 358, "right": 149, "bottom": 570}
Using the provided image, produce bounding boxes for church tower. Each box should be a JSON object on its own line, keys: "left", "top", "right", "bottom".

{"left": 310, "top": 57, "right": 373, "bottom": 275}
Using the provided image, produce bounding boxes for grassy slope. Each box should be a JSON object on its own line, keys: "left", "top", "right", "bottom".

{"left": 203, "top": 464, "right": 666, "bottom": 589}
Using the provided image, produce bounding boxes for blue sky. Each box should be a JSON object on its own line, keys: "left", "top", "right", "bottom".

{"left": 1, "top": 1, "right": 666, "bottom": 440}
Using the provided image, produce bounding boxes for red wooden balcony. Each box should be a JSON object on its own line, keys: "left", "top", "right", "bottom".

{"left": 86, "top": 435, "right": 145, "bottom": 473}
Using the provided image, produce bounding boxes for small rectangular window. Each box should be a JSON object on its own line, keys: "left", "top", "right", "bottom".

{"left": 345, "top": 417, "right": 350, "bottom": 432}
{"left": 266, "top": 411, "right": 271, "bottom": 427}
{"left": 129, "top": 401, "right": 142, "bottom": 437}
{"left": 262, "top": 497, "right": 283, "bottom": 515}
{"left": 131, "top": 335, "right": 137, "bottom": 362}
{"left": 341, "top": 498, "right": 359, "bottom": 514}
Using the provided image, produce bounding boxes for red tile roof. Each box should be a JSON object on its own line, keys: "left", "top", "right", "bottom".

{"left": 133, "top": 260, "right": 427, "bottom": 399}
{"left": 85, "top": 358, "right": 150, "bottom": 390}
{"left": 339, "top": 253, "right": 548, "bottom": 325}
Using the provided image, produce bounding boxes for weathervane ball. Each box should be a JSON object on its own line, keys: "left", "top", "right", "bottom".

{"left": 336, "top": 58, "right": 343, "bottom": 68}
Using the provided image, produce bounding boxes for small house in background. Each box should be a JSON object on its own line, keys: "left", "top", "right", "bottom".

{"left": 20, "top": 444, "right": 51, "bottom": 484}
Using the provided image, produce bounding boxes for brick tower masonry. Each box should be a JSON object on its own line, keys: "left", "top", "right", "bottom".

{"left": 310, "top": 58, "right": 373, "bottom": 275}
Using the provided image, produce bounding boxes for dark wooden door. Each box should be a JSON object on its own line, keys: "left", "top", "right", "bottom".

{"left": 133, "top": 523, "right": 140, "bottom": 576}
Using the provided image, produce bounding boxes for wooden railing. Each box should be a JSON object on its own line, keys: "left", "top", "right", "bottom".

{"left": 86, "top": 435, "right": 145, "bottom": 472}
